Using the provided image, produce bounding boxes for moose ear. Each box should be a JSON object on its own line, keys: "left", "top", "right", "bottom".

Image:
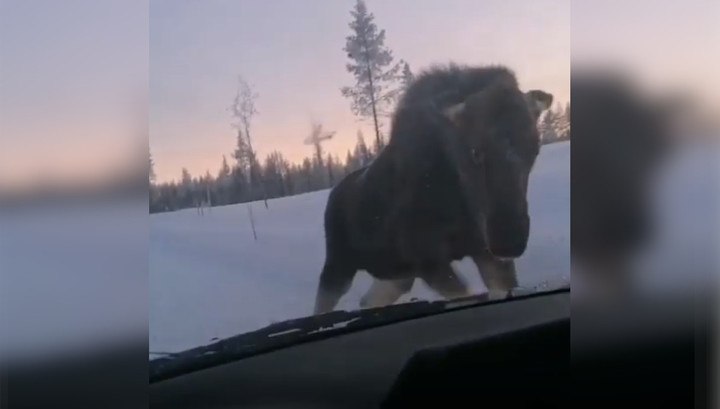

{"left": 443, "top": 102, "right": 465, "bottom": 125}
{"left": 525, "top": 90, "right": 554, "bottom": 119}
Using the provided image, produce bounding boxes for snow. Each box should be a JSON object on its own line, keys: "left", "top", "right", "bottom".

{"left": 633, "top": 140, "right": 720, "bottom": 291}
{"left": 268, "top": 328, "right": 303, "bottom": 338}
{"left": 149, "top": 139, "right": 717, "bottom": 354}
{"left": 2, "top": 138, "right": 715, "bottom": 361}
{"left": 148, "top": 141, "right": 572, "bottom": 354}
{"left": 0, "top": 200, "right": 148, "bottom": 363}
{"left": 307, "top": 317, "right": 362, "bottom": 335}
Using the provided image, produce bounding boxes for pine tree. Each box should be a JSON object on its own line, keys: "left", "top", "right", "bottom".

{"left": 149, "top": 152, "right": 156, "bottom": 184}
{"left": 345, "top": 150, "right": 355, "bottom": 173}
{"left": 263, "top": 151, "right": 289, "bottom": 198}
{"left": 230, "top": 165, "right": 249, "bottom": 203}
{"left": 555, "top": 102, "right": 571, "bottom": 140}
{"left": 213, "top": 155, "right": 232, "bottom": 205}
{"left": 563, "top": 102, "right": 571, "bottom": 139}
{"left": 326, "top": 153, "right": 335, "bottom": 187}
{"left": 148, "top": 152, "right": 157, "bottom": 212}
{"left": 341, "top": 0, "right": 405, "bottom": 148}
{"left": 564, "top": 102, "right": 571, "bottom": 122}
{"left": 372, "top": 134, "right": 385, "bottom": 156}
{"left": 538, "top": 103, "right": 570, "bottom": 144}
{"left": 202, "top": 170, "right": 214, "bottom": 207}
{"left": 354, "top": 130, "right": 372, "bottom": 166}
{"left": 218, "top": 155, "right": 231, "bottom": 181}
{"left": 233, "top": 128, "right": 252, "bottom": 176}
{"left": 304, "top": 122, "right": 335, "bottom": 173}
{"left": 539, "top": 108, "right": 558, "bottom": 143}
{"left": 400, "top": 62, "right": 414, "bottom": 91}
{"left": 180, "top": 168, "right": 192, "bottom": 186}
{"left": 333, "top": 154, "right": 343, "bottom": 179}
{"left": 285, "top": 163, "right": 296, "bottom": 196}
{"left": 180, "top": 168, "right": 193, "bottom": 208}
{"left": 301, "top": 158, "right": 314, "bottom": 191}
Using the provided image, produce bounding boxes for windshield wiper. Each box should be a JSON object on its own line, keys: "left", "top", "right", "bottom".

{"left": 149, "top": 284, "right": 568, "bottom": 383}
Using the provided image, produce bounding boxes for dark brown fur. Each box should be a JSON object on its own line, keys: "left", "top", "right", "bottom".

{"left": 314, "top": 64, "right": 552, "bottom": 314}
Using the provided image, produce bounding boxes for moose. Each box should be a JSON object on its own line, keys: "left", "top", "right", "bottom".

{"left": 571, "top": 70, "right": 675, "bottom": 297}
{"left": 314, "top": 64, "right": 553, "bottom": 315}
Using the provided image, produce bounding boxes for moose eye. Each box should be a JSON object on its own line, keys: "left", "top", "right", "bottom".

{"left": 470, "top": 148, "right": 484, "bottom": 166}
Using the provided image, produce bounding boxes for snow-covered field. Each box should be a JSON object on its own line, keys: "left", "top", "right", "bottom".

{"left": 0, "top": 200, "right": 147, "bottom": 363}
{"left": 149, "top": 141, "right": 572, "bottom": 353}
{"left": 149, "top": 138, "right": 718, "bottom": 354}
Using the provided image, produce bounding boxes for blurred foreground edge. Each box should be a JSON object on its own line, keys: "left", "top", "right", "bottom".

{"left": 1, "top": 290, "right": 715, "bottom": 408}
{"left": 572, "top": 289, "right": 716, "bottom": 408}
{"left": 1, "top": 336, "right": 148, "bottom": 409}
{"left": 150, "top": 285, "right": 565, "bottom": 383}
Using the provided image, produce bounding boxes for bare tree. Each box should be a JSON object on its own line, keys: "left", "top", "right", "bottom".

{"left": 230, "top": 76, "right": 268, "bottom": 208}
{"left": 304, "top": 122, "right": 335, "bottom": 167}
{"left": 305, "top": 122, "right": 335, "bottom": 186}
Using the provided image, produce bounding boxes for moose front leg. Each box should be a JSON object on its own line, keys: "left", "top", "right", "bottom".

{"left": 473, "top": 253, "right": 519, "bottom": 300}
{"left": 420, "top": 264, "right": 470, "bottom": 301}
{"left": 359, "top": 277, "right": 415, "bottom": 309}
{"left": 314, "top": 260, "right": 357, "bottom": 315}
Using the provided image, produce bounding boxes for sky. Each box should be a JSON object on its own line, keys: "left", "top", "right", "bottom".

{"left": 571, "top": 0, "right": 720, "bottom": 110}
{"left": 0, "top": 0, "right": 148, "bottom": 190}
{"left": 149, "top": 0, "right": 570, "bottom": 183}
{"left": 2, "top": 0, "right": 715, "bottom": 186}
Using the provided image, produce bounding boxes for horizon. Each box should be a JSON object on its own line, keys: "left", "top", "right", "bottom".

{"left": 151, "top": 98, "right": 572, "bottom": 186}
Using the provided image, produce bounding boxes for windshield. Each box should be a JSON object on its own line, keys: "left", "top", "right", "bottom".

{"left": 0, "top": 0, "right": 716, "bottom": 391}
{"left": 148, "top": 0, "right": 571, "bottom": 359}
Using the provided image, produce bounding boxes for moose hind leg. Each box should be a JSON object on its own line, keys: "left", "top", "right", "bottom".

{"left": 473, "top": 254, "right": 519, "bottom": 299}
{"left": 359, "top": 277, "right": 415, "bottom": 309}
{"left": 420, "top": 264, "right": 470, "bottom": 301}
{"left": 314, "top": 261, "right": 357, "bottom": 315}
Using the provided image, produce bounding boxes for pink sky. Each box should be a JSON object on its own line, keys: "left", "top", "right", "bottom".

{"left": 0, "top": 0, "right": 148, "bottom": 190}
{"left": 9, "top": 1, "right": 715, "bottom": 187}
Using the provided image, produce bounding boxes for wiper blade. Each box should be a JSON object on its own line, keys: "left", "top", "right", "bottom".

{"left": 149, "top": 284, "right": 568, "bottom": 383}
{"left": 150, "top": 300, "right": 443, "bottom": 382}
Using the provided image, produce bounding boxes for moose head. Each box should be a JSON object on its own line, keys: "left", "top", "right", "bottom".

{"left": 443, "top": 82, "right": 553, "bottom": 259}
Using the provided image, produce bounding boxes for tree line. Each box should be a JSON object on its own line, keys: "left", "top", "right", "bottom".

{"left": 149, "top": 130, "right": 376, "bottom": 213}
{"left": 540, "top": 102, "right": 571, "bottom": 143}
{"left": 149, "top": 108, "right": 569, "bottom": 214}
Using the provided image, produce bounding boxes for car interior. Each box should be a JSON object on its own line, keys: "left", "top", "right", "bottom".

{"left": 149, "top": 289, "right": 570, "bottom": 408}
{"left": 147, "top": 287, "right": 713, "bottom": 408}
{"left": 4, "top": 287, "right": 710, "bottom": 408}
